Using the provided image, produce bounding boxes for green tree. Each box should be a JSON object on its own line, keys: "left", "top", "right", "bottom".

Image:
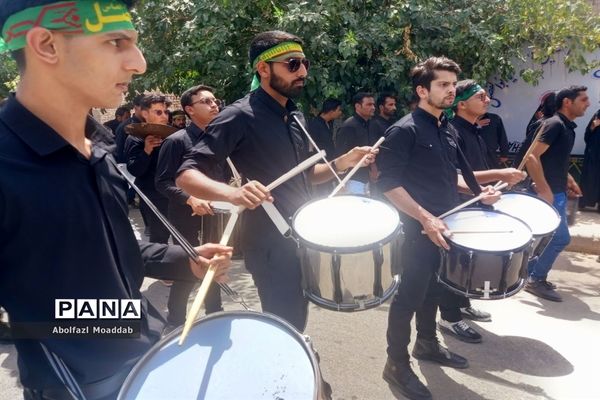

{"left": 131, "top": 0, "right": 599, "bottom": 113}
{"left": 2, "top": 0, "right": 598, "bottom": 111}
{"left": 0, "top": 55, "right": 18, "bottom": 99}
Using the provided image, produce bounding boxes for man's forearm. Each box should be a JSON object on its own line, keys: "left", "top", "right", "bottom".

{"left": 176, "top": 169, "right": 236, "bottom": 201}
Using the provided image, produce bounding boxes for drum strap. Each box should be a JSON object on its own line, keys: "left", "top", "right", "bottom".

{"left": 39, "top": 342, "right": 86, "bottom": 400}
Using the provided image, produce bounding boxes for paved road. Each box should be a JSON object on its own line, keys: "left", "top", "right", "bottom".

{"left": 2, "top": 209, "right": 599, "bottom": 399}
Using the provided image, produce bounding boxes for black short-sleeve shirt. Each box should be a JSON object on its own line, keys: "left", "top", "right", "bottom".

{"left": 537, "top": 113, "right": 576, "bottom": 193}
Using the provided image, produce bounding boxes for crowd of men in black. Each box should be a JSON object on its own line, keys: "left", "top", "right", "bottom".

{"left": 1, "top": 10, "right": 600, "bottom": 399}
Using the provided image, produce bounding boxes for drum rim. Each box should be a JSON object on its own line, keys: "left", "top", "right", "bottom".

{"left": 117, "top": 310, "right": 322, "bottom": 400}
{"left": 292, "top": 195, "right": 403, "bottom": 253}
{"left": 493, "top": 191, "right": 561, "bottom": 235}
{"left": 443, "top": 208, "right": 533, "bottom": 254}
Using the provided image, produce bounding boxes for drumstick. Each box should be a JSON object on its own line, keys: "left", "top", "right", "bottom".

{"left": 291, "top": 114, "right": 343, "bottom": 185}
{"left": 517, "top": 121, "right": 547, "bottom": 171}
{"left": 438, "top": 182, "right": 509, "bottom": 219}
{"left": 179, "top": 213, "right": 238, "bottom": 346}
{"left": 328, "top": 136, "right": 385, "bottom": 198}
{"left": 447, "top": 230, "right": 514, "bottom": 234}
{"left": 179, "top": 152, "right": 324, "bottom": 344}
{"left": 267, "top": 150, "right": 325, "bottom": 191}
{"left": 226, "top": 157, "right": 242, "bottom": 188}
{"left": 113, "top": 162, "right": 245, "bottom": 316}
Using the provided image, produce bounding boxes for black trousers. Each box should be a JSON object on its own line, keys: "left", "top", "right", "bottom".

{"left": 244, "top": 235, "right": 308, "bottom": 332}
{"left": 139, "top": 196, "right": 170, "bottom": 244}
{"left": 387, "top": 224, "right": 443, "bottom": 363}
{"left": 439, "top": 289, "right": 471, "bottom": 323}
{"left": 166, "top": 213, "right": 223, "bottom": 326}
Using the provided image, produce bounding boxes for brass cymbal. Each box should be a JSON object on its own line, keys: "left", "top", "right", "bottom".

{"left": 124, "top": 123, "right": 179, "bottom": 139}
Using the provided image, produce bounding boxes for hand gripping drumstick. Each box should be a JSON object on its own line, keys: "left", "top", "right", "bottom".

{"left": 291, "top": 114, "right": 343, "bottom": 185}
{"left": 329, "top": 136, "right": 385, "bottom": 198}
{"left": 179, "top": 150, "right": 325, "bottom": 345}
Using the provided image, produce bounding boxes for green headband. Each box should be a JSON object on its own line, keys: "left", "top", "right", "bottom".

{"left": 444, "top": 83, "right": 484, "bottom": 119}
{"left": 250, "top": 41, "right": 305, "bottom": 91}
{"left": 0, "top": 1, "right": 134, "bottom": 53}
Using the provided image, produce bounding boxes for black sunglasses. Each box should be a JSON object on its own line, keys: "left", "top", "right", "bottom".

{"left": 268, "top": 58, "right": 310, "bottom": 73}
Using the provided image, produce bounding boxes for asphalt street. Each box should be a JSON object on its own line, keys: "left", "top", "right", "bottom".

{"left": 1, "top": 209, "right": 599, "bottom": 400}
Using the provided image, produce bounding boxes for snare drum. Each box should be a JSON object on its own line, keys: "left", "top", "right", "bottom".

{"left": 438, "top": 209, "right": 532, "bottom": 299}
{"left": 293, "top": 196, "right": 402, "bottom": 312}
{"left": 118, "top": 311, "right": 323, "bottom": 399}
{"left": 492, "top": 192, "right": 560, "bottom": 259}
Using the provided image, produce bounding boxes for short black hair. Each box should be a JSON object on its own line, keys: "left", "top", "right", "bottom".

{"left": 139, "top": 93, "right": 167, "bottom": 110}
{"left": 180, "top": 84, "right": 215, "bottom": 117}
{"left": 320, "top": 98, "right": 341, "bottom": 114}
{"left": 115, "top": 106, "right": 130, "bottom": 118}
{"left": 555, "top": 85, "right": 587, "bottom": 111}
{"left": 377, "top": 92, "right": 396, "bottom": 108}
{"left": 132, "top": 94, "right": 144, "bottom": 107}
{"left": 352, "top": 92, "right": 374, "bottom": 106}
{"left": 452, "top": 79, "right": 479, "bottom": 111}
{"left": 171, "top": 110, "right": 186, "bottom": 118}
{"left": 410, "top": 56, "right": 461, "bottom": 94}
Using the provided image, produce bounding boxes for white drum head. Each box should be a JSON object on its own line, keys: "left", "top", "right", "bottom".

{"left": 119, "top": 312, "right": 317, "bottom": 399}
{"left": 210, "top": 201, "right": 235, "bottom": 214}
{"left": 443, "top": 209, "right": 531, "bottom": 252}
{"left": 493, "top": 193, "right": 560, "bottom": 236}
{"left": 293, "top": 196, "right": 400, "bottom": 250}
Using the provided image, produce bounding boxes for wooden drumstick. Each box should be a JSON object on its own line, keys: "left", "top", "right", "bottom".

{"left": 179, "top": 152, "right": 324, "bottom": 345}
{"left": 329, "top": 136, "right": 385, "bottom": 198}
{"left": 179, "top": 212, "right": 238, "bottom": 346}
{"left": 517, "top": 121, "right": 547, "bottom": 171}
{"left": 438, "top": 182, "right": 509, "bottom": 219}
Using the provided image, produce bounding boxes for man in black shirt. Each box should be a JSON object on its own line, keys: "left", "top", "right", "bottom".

{"left": 170, "top": 109, "right": 187, "bottom": 129}
{"left": 377, "top": 57, "right": 500, "bottom": 400}
{"left": 177, "top": 30, "right": 377, "bottom": 332}
{"left": 335, "top": 91, "right": 377, "bottom": 194}
{"left": 525, "top": 86, "right": 588, "bottom": 302}
{"left": 114, "top": 93, "right": 144, "bottom": 163}
{"left": 371, "top": 92, "right": 397, "bottom": 139}
{"left": 125, "top": 93, "right": 171, "bottom": 244}
{"left": 307, "top": 98, "right": 342, "bottom": 197}
{"left": 477, "top": 112, "right": 509, "bottom": 167}
{"left": 0, "top": 2, "right": 231, "bottom": 398}
{"left": 439, "top": 80, "right": 526, "bottom": 344}
{"left": 156, "top": 85, "right": 223, "bottom": 330}
{"left": 103, "top": 106, "right": 131, "bottom": 135}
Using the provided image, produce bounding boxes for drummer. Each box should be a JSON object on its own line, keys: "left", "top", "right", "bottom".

{"left": 376, "top": 57, "right": 501, "bottom": 400}
{"left": 156, "top": 85, "right": 226, "bottom": 333}
{"left": 0, "top": 1, "right": 232, "bottom": 398}
{"left": 437, "top": 80, "right": 527, "bottom": 344}
{"left": 177, "top": 30, "right": 378, "bottom": 333}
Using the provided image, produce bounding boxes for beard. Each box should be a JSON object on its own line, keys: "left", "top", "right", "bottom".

{"left": 270, "top": 69, "right": 304, "bottom": 99}
{"left": 427, "top": 95, "right": 454, "bottom": 111}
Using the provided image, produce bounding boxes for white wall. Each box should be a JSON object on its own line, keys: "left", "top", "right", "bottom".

{"left": 485, "top": 49, "right": 600, "bottom": 155}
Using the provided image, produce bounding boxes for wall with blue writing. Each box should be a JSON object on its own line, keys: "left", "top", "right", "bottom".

{"left": 486, "top": 49, "right": 599, "bottom": 155}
